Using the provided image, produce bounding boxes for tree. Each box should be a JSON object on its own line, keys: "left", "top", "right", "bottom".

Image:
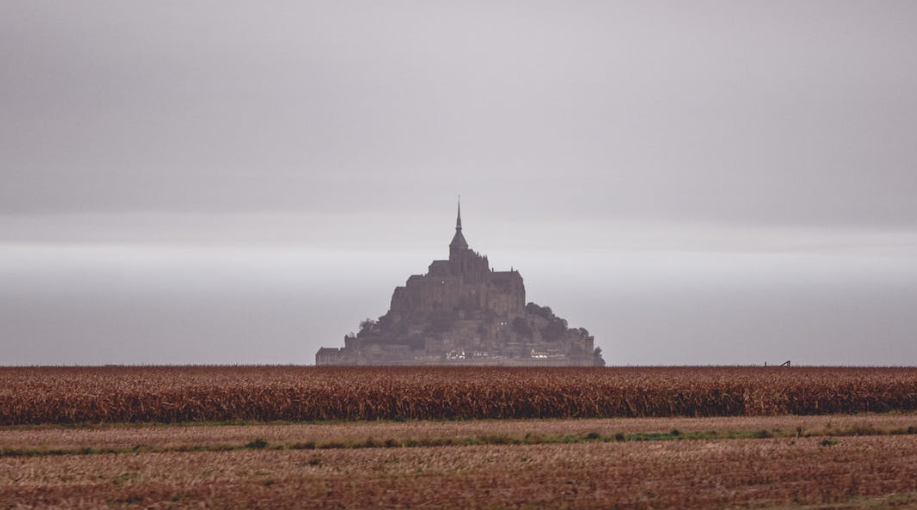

{"left": 525, "top": 302, "right": 553, "bottom": 320}
{"left": 541, "top": 316, "right": 568, "bottom": 342}
{"left": 593, "top": 347, "right": 606, "bottom": 367}
{"left": 512, "top": 317, "right": 533, "bottom": 339}
{"left": 358, "top": 318, "right": 377, "bottom": 337}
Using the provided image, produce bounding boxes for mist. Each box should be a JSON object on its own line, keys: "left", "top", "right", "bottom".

{"left": 2, "top": 1, "right": 916, "bottom": 365}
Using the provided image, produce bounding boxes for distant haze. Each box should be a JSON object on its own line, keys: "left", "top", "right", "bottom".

{"left": 2, "top": 1, "right": 916, "bottom": 365}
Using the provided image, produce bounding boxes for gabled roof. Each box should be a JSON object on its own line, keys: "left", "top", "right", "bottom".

{"left": 490, "top": 271, "right": 520, "bottom": 280}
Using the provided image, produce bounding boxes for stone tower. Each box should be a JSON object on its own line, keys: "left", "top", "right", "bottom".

{"left": 449, "top": 199, "right": 469, "bottom": 264}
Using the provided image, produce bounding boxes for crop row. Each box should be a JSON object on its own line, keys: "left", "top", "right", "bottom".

{"left": 1, "top": 366, "right": 916, "bottom": 425}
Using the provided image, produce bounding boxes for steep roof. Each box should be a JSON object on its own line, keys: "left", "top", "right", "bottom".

{"left": 450, "top": 229, "right": 468, "bottom": 250}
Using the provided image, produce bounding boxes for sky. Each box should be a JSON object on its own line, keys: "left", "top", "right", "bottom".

{"left": 2, "top": 1, "right": 916, "bottom": 365}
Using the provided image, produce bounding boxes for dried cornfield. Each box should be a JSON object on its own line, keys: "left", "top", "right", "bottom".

{"left": 1, "top": 366, "right": 916, "bottom": 425}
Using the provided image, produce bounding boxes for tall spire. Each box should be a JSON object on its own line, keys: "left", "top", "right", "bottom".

{"left": 449, "top": 196, "right": 468, "bottom": 252}
{"left": 456, "top": 195, "right": 462, "bottom": 231}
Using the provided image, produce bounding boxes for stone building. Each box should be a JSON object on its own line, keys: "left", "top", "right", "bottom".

{"left": 315, "top": 203, "right": 602, "bottom": 366}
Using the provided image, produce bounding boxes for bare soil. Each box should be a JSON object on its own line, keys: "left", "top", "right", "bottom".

{"left": 2, "top": 415, "right": 917, "bottom": 509}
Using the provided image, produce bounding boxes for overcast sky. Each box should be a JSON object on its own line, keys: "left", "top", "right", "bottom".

{"left": 2, "top": 1, "right": 916, "bottom": 365}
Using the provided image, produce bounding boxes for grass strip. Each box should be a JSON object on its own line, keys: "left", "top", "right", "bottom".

{"left": 1, "top": 425, "right": 916, "bottom": 458}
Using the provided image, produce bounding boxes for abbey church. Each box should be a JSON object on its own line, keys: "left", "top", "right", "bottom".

{"left": 316, "top": 203, "right": 602, "bottom": 366}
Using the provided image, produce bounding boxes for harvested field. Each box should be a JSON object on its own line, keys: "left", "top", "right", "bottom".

{"left": 2, "top": 366, "right": 917, "bottom": 424}
{"left": 2, "top": 416, "right": 917, "bottom": 510}
{"left": 2, "top": 413, "right": 916, "bottom": 451}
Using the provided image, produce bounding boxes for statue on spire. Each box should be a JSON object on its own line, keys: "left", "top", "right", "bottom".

{"left": 456, "top": 195, "right": 462, "bottom": 231}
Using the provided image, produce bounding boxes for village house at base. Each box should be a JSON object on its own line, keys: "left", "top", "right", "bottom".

{"left": 316, "top": 204, "right": 603, "bottom": 366}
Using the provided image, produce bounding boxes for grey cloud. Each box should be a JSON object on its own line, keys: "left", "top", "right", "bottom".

{"left": 2, "top": 1, "right": 916, "bottom": 365}
{"left": 2, "top": 1, "right": 916, "bottom": 228}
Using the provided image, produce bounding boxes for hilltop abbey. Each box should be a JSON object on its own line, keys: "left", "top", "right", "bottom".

{"left": 316, "top": 203, "right": 602, "bottom": 366}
